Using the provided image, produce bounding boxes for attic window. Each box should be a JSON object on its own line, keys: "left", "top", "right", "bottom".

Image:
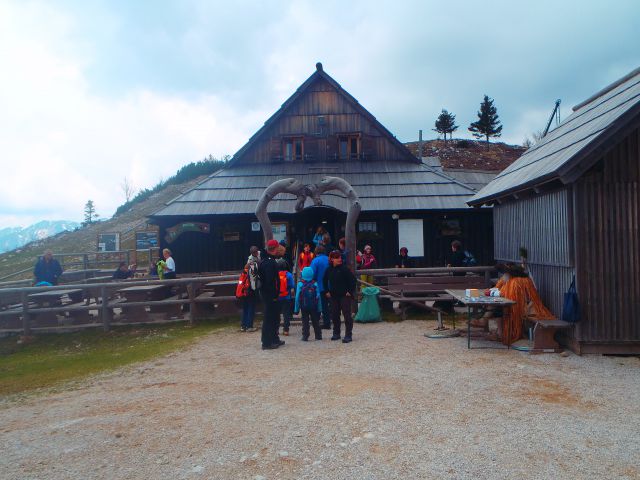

{"left": 338, "top": 135, "right": 360, "bottom": 160}
{"left": 283, "top": 137, "right": 303, "bottom": 162}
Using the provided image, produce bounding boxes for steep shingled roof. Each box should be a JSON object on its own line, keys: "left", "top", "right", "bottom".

{"left": 470, "top": 67, "right": 640, "bottom": 205}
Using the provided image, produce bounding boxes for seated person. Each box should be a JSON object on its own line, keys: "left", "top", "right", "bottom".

{"left": 113, "top": 262, "right": 136, "bottom": 280}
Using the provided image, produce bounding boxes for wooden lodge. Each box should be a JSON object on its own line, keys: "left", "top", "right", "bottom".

{"left": 470, "top": 67, "right": 640, "bottom": 354}
{"left": 149, "top": 63, "right": 493, "bottom": 272}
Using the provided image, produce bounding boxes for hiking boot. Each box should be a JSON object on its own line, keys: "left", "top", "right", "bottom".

{"left": 315, "top": 335, "right": 322, "bottom": 341}
{"left": 262, "top": 344, "right": 279, "bottom": 350}
{"left": 342, "top": 336, "right": 352, "bottom": 343}
{"left": 277, "top": 340, "right": 285, "bottom": 346}
{"left": 301, "top": 336, "right": 309, "bottom": 342}
{"left": 331, "top": 334, "right": 341, "bottom": 341}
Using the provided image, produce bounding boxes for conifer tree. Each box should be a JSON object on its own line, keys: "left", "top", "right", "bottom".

{"left": 83, "top": 200, "right": 99, "bottom": 225}
{"left": 468, "top": 95, "right": 503, "bottom": 142}
{"left": 433, "top": 109, "right": 458, "bottom": 141}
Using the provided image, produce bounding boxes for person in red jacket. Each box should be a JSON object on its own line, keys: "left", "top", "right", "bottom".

{"left": 298, "top": 243, "right": 315, "bottom": 272}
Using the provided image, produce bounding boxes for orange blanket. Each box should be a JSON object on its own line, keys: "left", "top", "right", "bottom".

{"left": 496, "top": 276, "right": 555, "bottom": 345}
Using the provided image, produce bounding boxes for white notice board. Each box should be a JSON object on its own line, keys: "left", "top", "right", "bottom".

{"left": 398, "top": 219, "right": 424, "bottom": 257}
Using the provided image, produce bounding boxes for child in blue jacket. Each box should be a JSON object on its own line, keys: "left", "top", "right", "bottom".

{"left": 294, "top": 267, "right": 322, "bottom": 341}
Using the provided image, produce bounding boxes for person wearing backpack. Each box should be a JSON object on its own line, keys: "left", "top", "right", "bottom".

{"left": 236, "top": 266, "right": 257, "bottom": 332}
{"left": 294, "top": 266, "right": 322, "bottom": 341}
{"left": 324, "top": 250, "right": 357, "bottom": 343}
{"left": 447, "top": 240, "right": 466, "bottom": 277}
{"left": 277, "top": 260, "right": 295, "bottom": 336}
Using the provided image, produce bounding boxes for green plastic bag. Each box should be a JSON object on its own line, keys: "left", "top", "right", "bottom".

{"left": 355, "top": 286, "right": 382, "bottom": 323}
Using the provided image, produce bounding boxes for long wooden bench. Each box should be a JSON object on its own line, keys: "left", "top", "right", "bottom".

{"left": 382, "top": 275, "right": 489, "bottom": 318}
{"left": 527, "top": 319, "right": 572, "bottom": 353}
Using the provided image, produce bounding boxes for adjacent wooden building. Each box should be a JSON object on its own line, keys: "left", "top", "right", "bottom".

{"left": 149, "top": 63, "right": 493, "bottom": 272}
{"left": 470, "top": 67, "right": 640, "bottom": 354}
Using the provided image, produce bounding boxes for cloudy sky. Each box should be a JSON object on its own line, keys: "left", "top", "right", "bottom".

{"left": 1, "top": 0, "right": 639, "bottom": 228}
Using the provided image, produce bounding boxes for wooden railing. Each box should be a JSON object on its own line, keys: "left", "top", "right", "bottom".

{"left": 0, "top": 273, "right": 240, "bottom": 335}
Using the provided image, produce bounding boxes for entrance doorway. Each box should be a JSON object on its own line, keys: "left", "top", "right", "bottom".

{"left": 292, "top": 206, "right": 346, "bottom": 252}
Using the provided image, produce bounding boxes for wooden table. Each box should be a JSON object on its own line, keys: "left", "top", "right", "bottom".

{"left": 446, "top": 289, "right": 516, "bottom": 349}
{"left": 118, "top": 284, "right": 171, "bottom": 320}
{"left": 203, "top": 280, "right": 239, "bottom": 315}
{"left": 29, "top": 288, "right": 85, "bottom": 326}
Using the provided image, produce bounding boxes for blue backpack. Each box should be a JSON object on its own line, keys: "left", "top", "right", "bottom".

{"left": 463, "top": 250, "right": 477, "bottom": 267}
{"left": 299, "top": 280, "right": 318, "bottom": 310}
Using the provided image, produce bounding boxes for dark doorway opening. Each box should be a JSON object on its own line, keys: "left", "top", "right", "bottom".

{"left": 292, "top": 206, "right": 346, "bottom": 252}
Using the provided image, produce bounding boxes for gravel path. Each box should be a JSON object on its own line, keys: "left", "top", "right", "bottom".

{"left": 1, "top": 320, "right": 639, "bottom": 480}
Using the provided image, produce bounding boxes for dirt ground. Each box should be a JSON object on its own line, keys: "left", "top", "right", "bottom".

{"left": 1, "top": 320, "right": 639, "bottom": 480}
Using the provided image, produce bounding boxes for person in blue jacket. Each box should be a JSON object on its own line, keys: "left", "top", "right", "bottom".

{"left": 294, "top": 267, "right": 322, "bottom": 341}
{"left": 34, "top": 249, "right": 63, "bottom": 285}
{"left": 310, "top": 245, "right": 331, "bottom": 329}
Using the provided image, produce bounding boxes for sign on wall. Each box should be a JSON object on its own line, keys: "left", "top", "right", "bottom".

{"left": 97, "top": 233, "right": 120, "bottom": 252}
{"left": 272, "top": 223, "right": 288, "bottom": 244}
{"left": 398, "top": 219, "right": 424, "bottom": 257}
{"left": 165, "top": 222, "right": 210, "bottom": 244}
{"left": 136, "top": 231, "right": 159, "bottom": 250}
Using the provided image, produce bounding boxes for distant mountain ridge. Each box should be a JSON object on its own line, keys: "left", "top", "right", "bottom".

{"left": 0, "top": 221, "right": 81, "bottom": 254}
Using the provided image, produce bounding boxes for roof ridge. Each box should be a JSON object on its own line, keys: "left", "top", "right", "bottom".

{"left": 572, "top": 66, "right": 640, "bottom": 111}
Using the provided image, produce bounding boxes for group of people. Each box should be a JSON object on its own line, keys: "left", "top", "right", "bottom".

{"left": 237, "top": 236, "right": 358, "bottom": 350}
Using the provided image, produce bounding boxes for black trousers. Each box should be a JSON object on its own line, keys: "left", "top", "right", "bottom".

{"left": 301, "top": 309, "right": 321, "bottom": 339}
{"left": 330, "top": 295, "right": 353, "bottom": 337}
{"left": 261, "top": 300, "right": 281, "bottom": 347}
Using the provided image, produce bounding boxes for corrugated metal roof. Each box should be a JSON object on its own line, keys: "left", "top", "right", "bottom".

{"left": 150, "top": 161, "right": 477, "bottom": 217}
{"left": 470, "top": 67, "right": 640, "bottom": 205}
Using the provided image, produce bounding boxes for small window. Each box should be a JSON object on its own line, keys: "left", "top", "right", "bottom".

{"left": 283, "top": 137, "right": 303, "bottom": 162}
{"left": 338, "top": 135, "right": 360, "bottom": 160}
{"left": 358, "top": 221, "right": 377, "bottom": 233}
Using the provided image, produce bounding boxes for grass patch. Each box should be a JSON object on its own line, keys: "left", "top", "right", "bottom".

{"left": 0, "top": 317, "right": 235, "bottom": 397}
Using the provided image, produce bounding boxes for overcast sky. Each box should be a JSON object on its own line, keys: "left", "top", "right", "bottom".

{"left": 1, "top": 0, "right": 639, "bottom": 228}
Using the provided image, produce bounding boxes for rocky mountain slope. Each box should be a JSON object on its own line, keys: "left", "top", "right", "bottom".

{"left": 0, "top": 221, "right": 81, "bottom": 254}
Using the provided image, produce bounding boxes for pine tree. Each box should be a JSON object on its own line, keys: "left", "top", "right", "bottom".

{"left": 433, "top": 109, "right": 458, "bottom": 142}
{"left": 468, "top": 95, "right": 503, "bottom": 142}
{"left": 83, "top": 200, "right": 99, "bottom": 225}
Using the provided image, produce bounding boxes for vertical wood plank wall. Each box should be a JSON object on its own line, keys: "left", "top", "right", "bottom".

{"left": 493, "top": 189, "right": 574, "bottom": 316}
{"left": 574, "top": 126, "right": 640, "bottom": 344}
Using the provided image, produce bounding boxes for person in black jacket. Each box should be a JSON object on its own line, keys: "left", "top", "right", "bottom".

{"left": 34, "top": 250, "right": 63, "bottom": 285}
{"left": 259, "top": 239, "right": 285, "bottom": 350}
{"left": 448, "top": 240, "right": 466, "bottom": 277}
{"left": 323, "top": 250, "right": 357, "bottom": 343}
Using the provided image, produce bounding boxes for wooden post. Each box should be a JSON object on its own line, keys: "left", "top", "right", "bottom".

{"left": 187, "top": 281, "right": 197, "bottom": 324}
{"left": 100, "top": 286, "right": 111, "bottom": 331}
{"left": 126, "top": 250, "right": 130, "bottom": 267}
{"left": 21, "top": 290, "right": 31, "bottom": 336}
{"left": 83, "top": 254, "right": 89, "bottom": 270}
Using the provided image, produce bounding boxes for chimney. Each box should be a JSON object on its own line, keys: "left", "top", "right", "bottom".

{"left": 418, "top": 130, "right": 423, "bottom": 160}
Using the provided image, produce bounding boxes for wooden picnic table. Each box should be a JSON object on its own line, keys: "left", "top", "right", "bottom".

{"left": 28, "top": 288, "right": 85, "bottom": 326}
{"left": 117, "top": 283, "right": 173, "bottom": 320}
{"left": 445, "top": 289, "right": 516, "bottom": 349}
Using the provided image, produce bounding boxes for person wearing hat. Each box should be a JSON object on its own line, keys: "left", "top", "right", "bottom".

{"left": 259, "top": 239, "right": 285, "bottom": 350}
{"left": 323, "top": 250, "right": 357, "bottom": 343}
{"left": 294, "top": 266, "right": 322, "bottom": 341}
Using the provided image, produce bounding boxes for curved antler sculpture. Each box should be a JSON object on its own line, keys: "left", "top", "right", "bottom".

{"left": 255, "top": 176, "right": 361, "bottom": 271}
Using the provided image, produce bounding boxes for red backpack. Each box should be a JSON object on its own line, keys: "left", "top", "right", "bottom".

{"left": 235, "top": 270, "right": 251, "bottom": 298}
{"left": 278, "top": 271, "right": 288, "bottom": 298}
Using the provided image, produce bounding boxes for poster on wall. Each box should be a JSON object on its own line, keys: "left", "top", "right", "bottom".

{"left": 97, "top": 233, "right": 120, "bottom": 252}
{"left": 136, "top": 231, "right": 159, "bottom": 250}
{"left": 272, "top": 223, "right": 288, "bottom": 244}
{"left": 164, "top": 222, "right": 210, "bottom": 243}
{"left": 398, "top": 219, "right": 424, "bottom": 257}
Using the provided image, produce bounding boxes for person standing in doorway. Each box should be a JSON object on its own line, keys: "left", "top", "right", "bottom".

{"left": 312, "top": 226, "right": 326, "bottom": 248}
{"left": 324, "top": 250, "right": 357, "bottom": 343}
{"left": 310, "top": 245, "right": 331, "bottom": 329}
{"left": 448, "top": 240, "right": 466, "bottom": 277}
{"left": 259, "top": 239, "right": 285, "bottom": 350}
{"left": 297, "top": 243, "right": 315, "bottom": 272}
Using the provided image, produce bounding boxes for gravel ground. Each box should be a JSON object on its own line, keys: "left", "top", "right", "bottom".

{"left": 1, "top": 320, "right": 639, "bottom": 480}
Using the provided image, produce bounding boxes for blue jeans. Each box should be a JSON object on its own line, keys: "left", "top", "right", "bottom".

{"left": 242, "top": 298, "right": 256, "bottom": 329}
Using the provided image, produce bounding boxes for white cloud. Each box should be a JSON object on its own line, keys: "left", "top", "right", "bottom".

{"left": 0, "top": 1, "right": 262, "bottom": 227}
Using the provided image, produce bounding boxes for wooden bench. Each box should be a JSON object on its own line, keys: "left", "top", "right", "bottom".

{"left": 382, "top": 275, "right": 489, "bottom": 319}
{"left": 528, "top": 319, "right": 572, "bottom": 353}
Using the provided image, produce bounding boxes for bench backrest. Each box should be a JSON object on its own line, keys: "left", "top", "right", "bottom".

{"left": 386, "top": 275, "right": 487, "bottom": 293}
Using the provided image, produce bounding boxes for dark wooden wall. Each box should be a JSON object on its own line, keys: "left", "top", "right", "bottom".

{"left": 235, "top": 77, "right": 411, "bottom": 164}
{"left": 574, "top": 125, "right": 640, "bottom": 351}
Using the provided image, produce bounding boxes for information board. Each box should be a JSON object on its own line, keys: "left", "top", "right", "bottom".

{"left": 136, "top": 231, "right": 158, "bottom": 250}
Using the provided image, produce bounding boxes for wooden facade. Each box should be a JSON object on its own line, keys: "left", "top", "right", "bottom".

{"left": 150, "top": 63, "right": 493, "bottom": 274}
{"left": 472, "top": 67, "right": 640, "bottom": 354}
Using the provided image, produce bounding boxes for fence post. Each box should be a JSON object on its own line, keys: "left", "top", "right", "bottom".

{"left": 21, "top": 291, "right": 31, "bottom": 336}
{"left": 484, "top": 268, "right": 491, "bottom": 286}
{"left": 126, "top": 250, "right": 130, "bottom": 267}
{"left": 83, "top": 254, "right": 89, "bottom": 270}
{"left": 187, "top": 281, "right": 197, "bottom": 324}
{"left": 100, "top": 286, "right": 111, "bottom": 331}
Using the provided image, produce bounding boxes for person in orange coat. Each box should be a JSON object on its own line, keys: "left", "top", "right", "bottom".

{"left": 298, "top": 243, "right": 315, "bottom": 272}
